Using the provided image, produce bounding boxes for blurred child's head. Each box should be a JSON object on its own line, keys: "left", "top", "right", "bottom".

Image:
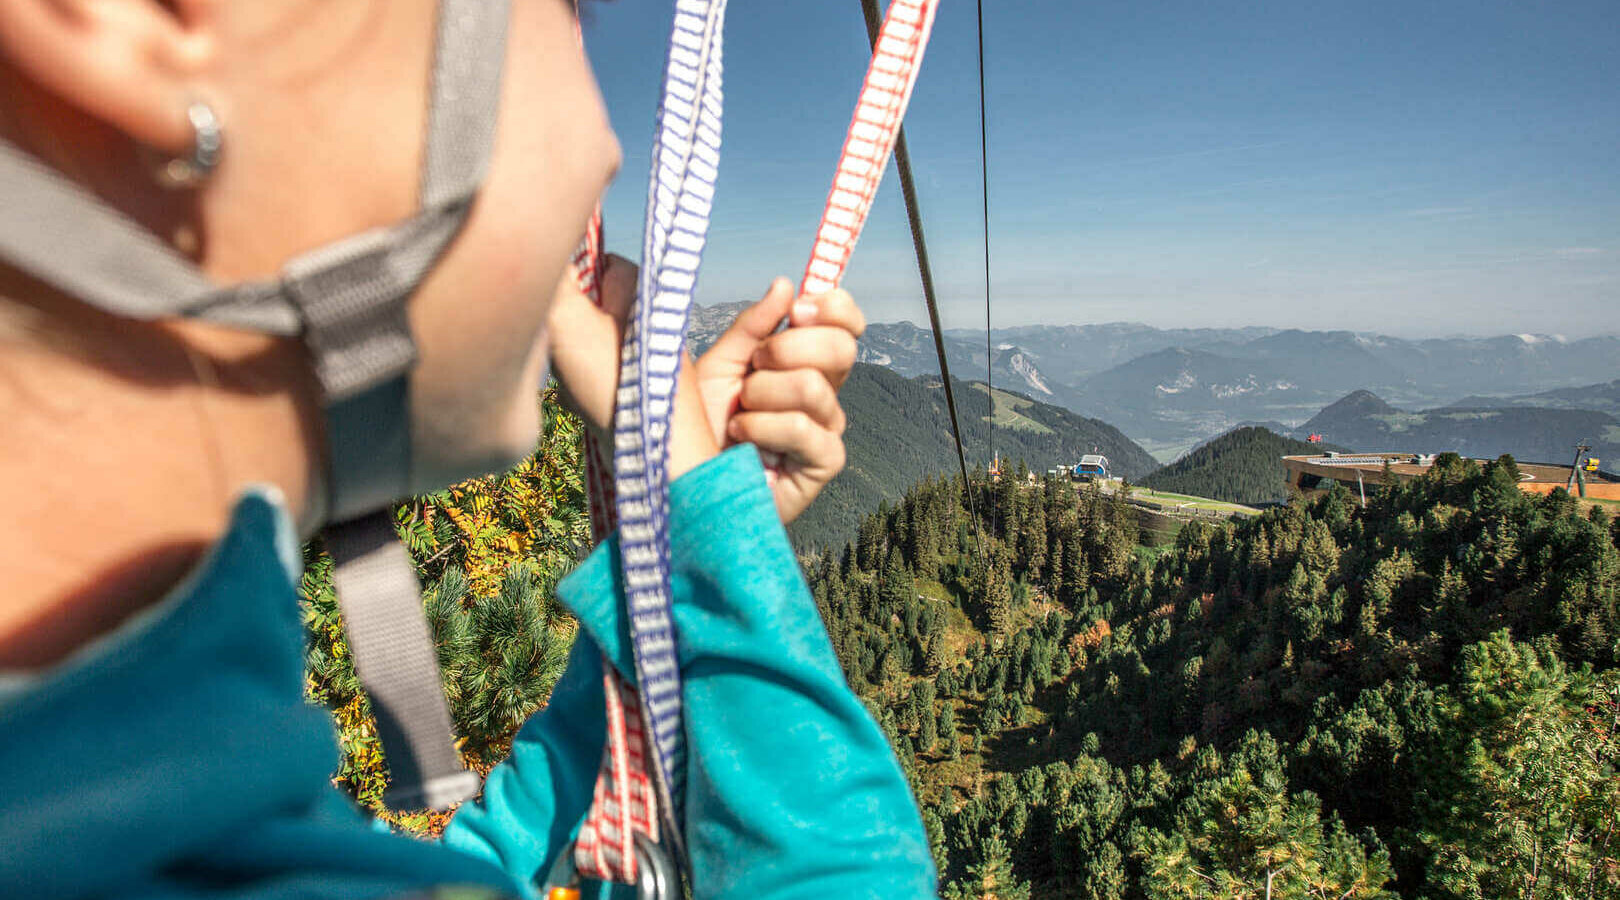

{"left": 0, "top": 0, "right": 621, "bottom": 504}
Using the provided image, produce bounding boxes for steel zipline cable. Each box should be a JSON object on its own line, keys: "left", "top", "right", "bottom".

{"left": 856, "top": 0, "right": 987, "bottom": 567}
{"left": 976, "top": 0, "right": 995, "bottom": 477}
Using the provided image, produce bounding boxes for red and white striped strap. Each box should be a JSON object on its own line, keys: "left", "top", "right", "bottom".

{"left": 569, "top": 6, "right": 658, "bottom": 889}
{"left": 570, "top": 211, "right": 662, "bottom": 886}
{"left": 573, "top": 661, "right": 660, "bottom": 878}
{"left": 801, "top": 0, "right": 939, "bottom": 297}
{"left": 763, "top": 0, "right": 938, "bottom": 478}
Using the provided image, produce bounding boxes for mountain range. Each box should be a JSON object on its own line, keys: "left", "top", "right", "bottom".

{"left": 685, "top": 303, "right": 1618, "bottom": 535}
{"left": 853, "top": 320, "right": 1620, "bottom": 459}
{"left": 688, "top": 306, "right": 1161, "bottom": 546}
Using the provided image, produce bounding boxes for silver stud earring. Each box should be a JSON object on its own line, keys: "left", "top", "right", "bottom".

{"left": 157, "top": 101, "right": 222, "bottom": 189}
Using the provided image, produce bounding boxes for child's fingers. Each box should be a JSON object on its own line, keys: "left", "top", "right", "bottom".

{"left": 749, "top": 327, "right": 859, "bottom": 387}
{"left": 727, "top": 410, "right": 846, "bottom": 474}
{"left": 704, "top": 277, "right": 797, "bottom": 374}
{"left": 788, "top": 288, "right": 865, "bottom": 337}
{"left": 739, "top": 368, "right": 845, "bottom": 433}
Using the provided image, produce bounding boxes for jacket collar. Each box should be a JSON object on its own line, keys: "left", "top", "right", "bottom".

{"left": 0, "top": 487, "right": 339, "bottom": 896}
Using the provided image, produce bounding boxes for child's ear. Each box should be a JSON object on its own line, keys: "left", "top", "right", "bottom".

{"left": 0, "top": 0, "right": 219, "bottom": 155}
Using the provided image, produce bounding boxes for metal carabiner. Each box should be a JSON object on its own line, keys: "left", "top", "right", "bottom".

{"left": 540, "top": 836, "right": 680, "bottom": 900}
{"left": 541, "top": 842, "right": 580, "bottom": 900}
{"left": 632, "top": 833, "right": 680, "bottom": 900}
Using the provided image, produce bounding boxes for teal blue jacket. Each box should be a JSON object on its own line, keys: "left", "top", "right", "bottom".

{"left": 0, "top": 446, "right": 935, "bottom": 899}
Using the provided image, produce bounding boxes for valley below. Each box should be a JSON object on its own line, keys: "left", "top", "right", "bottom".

{"left": 857, "top": 319, "right": 1620, "bottom": 462}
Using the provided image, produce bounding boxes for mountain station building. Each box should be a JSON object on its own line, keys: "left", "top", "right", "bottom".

{"left": 1073, "top": 455, "right": 1110, "bottom": 481}
{"left": 1282, "top": 452, "right": 1620, "bottom": 502}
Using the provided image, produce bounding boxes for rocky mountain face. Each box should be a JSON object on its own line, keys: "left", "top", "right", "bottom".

{"left": 684, "top": 301, "right": 752, "bottom": 355}
{"left": 855, "top": 323, "right": 1060, "bottom": 401}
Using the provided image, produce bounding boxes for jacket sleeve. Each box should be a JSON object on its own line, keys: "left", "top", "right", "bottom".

{"left": 438, "top": 636, "right": 608, "bottom": 896}
{"left": 443, "top": 444, "right": 936, "bottom": 899}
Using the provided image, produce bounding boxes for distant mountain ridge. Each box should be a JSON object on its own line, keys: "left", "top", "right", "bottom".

{"left": 1451, "top": 378, "right": 1620, "bottom": 417}
{"left": 688, "top": 301, "right": 1620, "bottom": 474}
{"left": 843, "top": 317, "right": 1620, "bottom": 457}
{"left": 1296, "top": 389, "right": 1620, "bottom": 464}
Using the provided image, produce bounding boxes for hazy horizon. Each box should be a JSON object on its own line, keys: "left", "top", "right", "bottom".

{"left": 702, "top": 300, "right": 1620, "bottom": 343}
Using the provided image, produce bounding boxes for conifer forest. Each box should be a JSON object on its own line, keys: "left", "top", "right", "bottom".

{"left": 302, "top": 395, "right": 1620, "bottom": 898}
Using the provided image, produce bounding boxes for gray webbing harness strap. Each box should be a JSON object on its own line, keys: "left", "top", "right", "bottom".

{"left": 326, "top": 511, "right": 479, "bottom": 810}
{"left": 0, "top": 0, "right": 511, "bottom": 810}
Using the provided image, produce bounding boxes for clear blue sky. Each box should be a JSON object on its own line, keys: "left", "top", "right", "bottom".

{"left": 581, "top": 0, "right": 1620, "bottom": 338}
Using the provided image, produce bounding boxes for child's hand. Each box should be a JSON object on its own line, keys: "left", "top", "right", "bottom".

{"left": 694, "top": 277, "right": 866, "bottom": 524}
{"left": 548, "top": 254, "right": 719, "bottom": 482}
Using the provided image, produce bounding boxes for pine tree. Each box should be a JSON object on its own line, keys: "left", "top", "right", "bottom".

{"left": 922, "top": 807, "right": 950, "bottom": 885}
{"left": 960, "top": 826, "right": 1030, "bottom": 900}
{"left": 983, "top": 704, "right": 1006, "bottom": 737}
{"left": 903, "top": 597, "right": 921, "bottom": 643}
{"left": 1421, "top": 632, "right": 1619, "bottom": 900}
{"left": 919, "top": 705, "right": 939, "bottom": 754}
{"left": 987, "top": 554, "right": 1016, "bottom": 641}
{"left": 880, "top": 548, "right": 914, "bottom": 623}
{"left": 857, "top": 509, "right": 886, "bottom": 571}
{"left": 1018, "top": 501, "right": 1048, "bottom": 583}
{"left": 925, "top": 631, "right": 947, "bottom": 675}
{"left": 1082, "top": 840, "right": 1128, "bottom": 900}
{"left": 994, "top": 464, "right": 1020, "bottom": 540}
{"left": 1047, "top": 535, "right": 1066, "bottom": 599}
{"left": 902, "top": 692, "right": 923, "bottom": 732}
{"left": 877, "top": 645, "right": 904, "bottom": 686}
{"left": 1061, "top": 538, "right": 1089, "bottom": 607}
{"left": 916, "top": 523, "right": 941, "bottom": 582}
{"left": 892, "top": 502, "right": 913, "bottom": 565}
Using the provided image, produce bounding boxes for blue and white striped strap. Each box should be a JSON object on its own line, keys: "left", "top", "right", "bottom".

{"left": 612, "top": 0, "right": 729, "bottom": 846}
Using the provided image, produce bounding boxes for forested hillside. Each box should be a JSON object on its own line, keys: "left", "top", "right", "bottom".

{"left": 811, "top": 455, "right": 1620, "bottom": 898}
{"left": 789, "top": 363, "right": 1159, "bottom": 549}
{"left": 299, "top": 391, "right": 1620, "bottom": 897}
{"left": 1140, "top": 426, "right": 1334, "bottom": 505}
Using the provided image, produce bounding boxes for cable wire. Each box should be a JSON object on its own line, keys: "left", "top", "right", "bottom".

{"left": 976, "top": 0, "right": 995, "bottom": 476}
{"left": 858, "top": 0, "right": 985, "bottom": 566}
